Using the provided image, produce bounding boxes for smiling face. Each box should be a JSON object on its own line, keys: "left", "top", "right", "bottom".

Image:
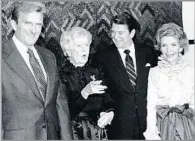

{"left": 111, "top": 23, "right": 135, "bottom": 49}
{"left": 160, "top": 36, "right": 183, "bottom": 64}
{"left": 11, "top": 11, "right": 43, "bottom": 47}
{"left": 68, "top": 36, "right": 91, "bottom": 67}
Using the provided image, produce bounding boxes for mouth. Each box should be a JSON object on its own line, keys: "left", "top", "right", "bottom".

{"left": 165, "top": 54, "right": 175, "bottom": 58}
{"left": 81, "top": 54, "right": 87, "bottom": 58}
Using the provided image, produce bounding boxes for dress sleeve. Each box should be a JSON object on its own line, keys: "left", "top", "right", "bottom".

{"left": 95, "top": 64, "right": 115, "bottom": 112}
{"left": 190, "top": 88, "right": 194, "bottom": 110}
{"left": 188, "top": 67, "right": 195, "bottom": 110}
{"left": 101, "top": 92, "right": 115, "bottom": 112}
{"left": 62, "top": 77, "right": 87, "bottom": 119}
{"left": 143, "top": 68, "right": 161, "bottom": 140}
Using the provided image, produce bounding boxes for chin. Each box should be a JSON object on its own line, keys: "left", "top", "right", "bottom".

{"left": 166, "top": 59, "right": 178, "bottom": 64}
{"left": 27, "top": 41, "right": 36, "bottom": 46}
{"left": 116, "top": 45, "right": 124, "bottom": 49}
{"left": 77, "top": 62, "right": 87, "bottom": 67}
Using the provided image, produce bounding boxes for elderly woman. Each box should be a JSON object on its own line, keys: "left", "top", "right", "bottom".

{"left": 143, "top": 23, "right": 195, "bottom": 140}
{"left": 60, "top": 27, "right": 114, "bottom": 140}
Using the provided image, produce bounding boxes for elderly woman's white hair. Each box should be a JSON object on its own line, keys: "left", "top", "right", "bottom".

{"left": 60, "top": 27, "right": 92, "bottom": 56}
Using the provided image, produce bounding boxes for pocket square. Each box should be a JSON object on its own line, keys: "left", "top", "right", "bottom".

{"left": 145, "top": 63, "right": 151, "bottom": 67}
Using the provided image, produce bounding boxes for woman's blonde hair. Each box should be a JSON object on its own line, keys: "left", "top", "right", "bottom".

{"left": 154, "top": 23, "right": 188, "bottom": 51}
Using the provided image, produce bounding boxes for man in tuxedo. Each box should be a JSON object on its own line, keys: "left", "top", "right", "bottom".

{"left": 94, "top": 12, "right": 157, "bottom": 139}
{"left": 2, "top": 2, "right": 73, "bottom": 140}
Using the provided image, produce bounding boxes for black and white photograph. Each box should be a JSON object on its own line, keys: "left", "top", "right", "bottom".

{"left": 1, "top": 0, "right": 195, "bottom": 140}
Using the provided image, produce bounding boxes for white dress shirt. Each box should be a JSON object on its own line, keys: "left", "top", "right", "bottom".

{"left": 118, "top": 43, "right": 137, "bottom": 74}
{"left": 13, "top": 35, "right": 47, "bottom": 82}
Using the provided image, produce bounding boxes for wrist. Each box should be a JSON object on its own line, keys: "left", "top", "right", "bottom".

{"left": 81, "top": 90, "right": 89, "bottom": 99}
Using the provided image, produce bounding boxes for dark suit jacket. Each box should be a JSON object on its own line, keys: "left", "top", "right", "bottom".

{"left": 2, "top": 39, "right": 73, "bottom": 140}
{"left": 94, "top": 42, "right": 157, "bottom": 139}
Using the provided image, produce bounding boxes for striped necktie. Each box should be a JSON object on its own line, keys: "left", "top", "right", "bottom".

{"left": 27, "top": 48, "right": 47, "bottom": 100}
{"left": 124, "top": 49, "right": 136, "bottom": 88}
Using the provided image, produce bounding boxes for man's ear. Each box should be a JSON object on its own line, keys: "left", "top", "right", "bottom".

{"left": 11, "top": 20, "right": 17, "bottom": 31}
{"left": 130, "top": 29, "right": 136, "bottom": 38}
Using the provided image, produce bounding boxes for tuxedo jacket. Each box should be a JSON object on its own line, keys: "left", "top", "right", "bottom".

{"left": 94, "top": 42, "right": 157, "bottom": 139}
{"left": 2, "top": 39, "right": 73, "bottom": 140}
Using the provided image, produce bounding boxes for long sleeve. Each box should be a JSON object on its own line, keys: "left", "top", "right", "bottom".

{"left": 143, "top": 69, "right": 160, "bottom": 140}
{"left": 188, "top": 77, "right": 194, "bottom": 110}
{"left": 54, "top": 56, "right": 73, "bottom": 140}
{"left": 102, "top": 92, "right": 115, "bottom": 112}
{"left": 1, "top": 83, "right": 5, "bottom": 140}
{"left": 187, "top": 66, "right": 194, "bottom": 110}
{"left": 67, "top": 90, "right": 87, "bottom": 118}
{"left": 56, "top": 79, "right": 73, "bottom": 140}
{"left": 98, "top": 64, "right": 115, "bottom": 112}
{"left": 61, "top": 70, "right": 87, "bottom": 118}
{"left": 56, "top": 80, "right": 73, "bottom": 140}
{"left": 190, "top": 87, "right": 194, "bottom": 110}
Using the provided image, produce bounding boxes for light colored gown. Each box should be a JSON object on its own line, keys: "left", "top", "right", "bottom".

{"left": 144, "top": 57, "right": 195, "bottom": 140}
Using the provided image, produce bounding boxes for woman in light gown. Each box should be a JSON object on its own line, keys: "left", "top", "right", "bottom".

{"left": 143, "top": 23, "right": 195, "bottom": 140}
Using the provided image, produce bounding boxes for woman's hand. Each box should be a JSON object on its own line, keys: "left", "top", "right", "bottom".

{"left": 97, "top": 111, "right": 114, "bottom": 128}
{"left": 81, "top": 80, "right": 107, "bottom": 99}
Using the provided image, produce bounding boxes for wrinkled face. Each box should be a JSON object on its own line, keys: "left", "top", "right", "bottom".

{"left": 11, "top": 11, "right": 43, "bottom": 47}
{"left": 160, "top": 36, "right": 182, "bottom": 64}
{"left": 69, "top": 36, "right": 91, "bottom": 67}
{"left": 111, "top": 23, "right": 134, "bottom": 49}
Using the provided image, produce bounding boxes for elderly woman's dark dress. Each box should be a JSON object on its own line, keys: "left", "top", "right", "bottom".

{"left": 60, "top": 59, "right": 114, "bottom": 140}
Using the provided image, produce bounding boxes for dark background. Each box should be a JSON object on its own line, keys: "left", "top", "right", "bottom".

{"left": 2, "top": 1, "right": 182, "bottom": 72}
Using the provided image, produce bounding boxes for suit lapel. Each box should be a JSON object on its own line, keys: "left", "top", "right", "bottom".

{"left": 135, "top": 43, "right": 146, "bottom": 79}
{"left": 3, "top": 39, "right": 44, "bottom": 103}
{"left": 108, "top": 45, "right": 134, "bottom": 93}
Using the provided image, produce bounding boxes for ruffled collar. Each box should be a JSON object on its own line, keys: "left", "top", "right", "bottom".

{"left": 157, "top": 56, "right": 187, "bottom": 77}
{"left": 62, "top": 58, "right": 89, "bottom": 73}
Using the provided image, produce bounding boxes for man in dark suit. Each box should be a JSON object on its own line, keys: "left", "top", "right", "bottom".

{"left": 2, "top": 2, "right": 73, "bottom": 140}
{"left": 94, "top": 12, "right": 157, "bottom": 139}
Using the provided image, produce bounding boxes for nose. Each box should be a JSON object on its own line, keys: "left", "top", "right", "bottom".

{"left": 30, "top": 25, "right": 37, "bottom": 34}
{"left": 167, "top": 45, "right": 172, "bottom": 53}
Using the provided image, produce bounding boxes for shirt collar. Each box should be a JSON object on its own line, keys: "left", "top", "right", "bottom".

{"left": 118, "top": 42, "right": 135, "bottom": 55}
{"left": 12, "top": 35, "right": 35, "bottom": 52}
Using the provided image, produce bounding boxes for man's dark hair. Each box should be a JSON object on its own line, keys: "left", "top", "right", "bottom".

{"left": 111, "top": 12, "right": 141, "bottom": 33}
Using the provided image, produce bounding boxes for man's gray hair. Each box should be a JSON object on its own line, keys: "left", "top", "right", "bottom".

{"left": 11, "top": 2, "right": 47, "bottom": 23}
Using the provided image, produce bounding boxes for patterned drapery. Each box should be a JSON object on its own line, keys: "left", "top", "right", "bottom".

{"left": 2, "top": 1, "right": 182, "bottom": 71}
